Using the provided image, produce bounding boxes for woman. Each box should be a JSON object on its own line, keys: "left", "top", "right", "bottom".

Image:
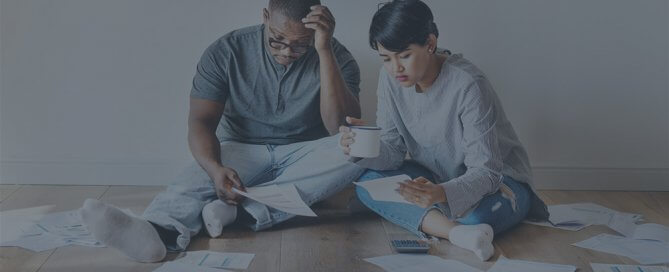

{"left": 340, "top": 0, "right": 548, "bottom": 261}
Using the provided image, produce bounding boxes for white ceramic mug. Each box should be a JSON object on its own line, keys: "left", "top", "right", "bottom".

{"left": 348, "top": 126, "right": 381, "bottom": 158}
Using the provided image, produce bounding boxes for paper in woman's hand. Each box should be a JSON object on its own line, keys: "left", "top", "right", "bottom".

{"left": 354, "top": 175, "right": 413, "bottom": 205}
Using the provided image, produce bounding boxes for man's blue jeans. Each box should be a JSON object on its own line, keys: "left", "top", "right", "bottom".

{"left": 355, "top": 161, "right": 531, "bottom": 238}
{"left": 143, "top": 134, "right": 365, "bottom": 251}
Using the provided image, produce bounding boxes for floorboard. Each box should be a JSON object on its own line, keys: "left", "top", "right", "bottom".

{"left": 0, "top": 185, "right": 108, "bottom": 272}
{"left": 0, "top": 184, "right": 21, "bottom": 203}
{"left": 0, "top": 186, "right": 666, "bottom": 272}
{"left": 36, "top": 186, "right": 165, "bottom": 272}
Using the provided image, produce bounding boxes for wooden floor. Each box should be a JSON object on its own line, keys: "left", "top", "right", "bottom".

{"left": 0, "top": 184, "right": 667, "bottom": 272}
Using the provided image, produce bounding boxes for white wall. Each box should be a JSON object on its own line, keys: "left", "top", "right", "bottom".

{"left": 1, "top": 0, "right": 667, "bottom": 190}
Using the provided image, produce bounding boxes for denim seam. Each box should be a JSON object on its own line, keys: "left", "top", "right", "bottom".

{"left": 499, "top": 181, "right": 518, "bottom": 212}
{"left": 414, "top": 206, "right": 442, "bottom": 239}
{"left": 248, "top": 204, "right": 273, "bottom": 230}
{"left": 266, "top": 144, "right": 276, "bottom": 167}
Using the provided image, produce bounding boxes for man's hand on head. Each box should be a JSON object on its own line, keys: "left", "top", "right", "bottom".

{"left": 302, "top": 5, "right": 335, "bottom": 53}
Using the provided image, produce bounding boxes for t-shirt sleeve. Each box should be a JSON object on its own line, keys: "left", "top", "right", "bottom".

{"left": 333, "top": 40, "right": 361, "bottom": 99}
{"left": 190, "top": 44, "right": 229, "bottom": 103}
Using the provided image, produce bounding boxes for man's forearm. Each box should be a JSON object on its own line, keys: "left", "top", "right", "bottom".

{"left": 318, "top": 49, "right": 361, "bottom": 134}
{"left": 188, "top": 123, "right": 223, "bottom": 178}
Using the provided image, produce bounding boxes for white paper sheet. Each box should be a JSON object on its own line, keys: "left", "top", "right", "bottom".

{"left": 573, "top": 233, "right": 669, "bottom": 265}
{"left": 0, "top": 208, "right": 104, "bottom": 251}
{"left": 354, "top": 175, "right": 412, "bottom": 205}
{"left": 36, "top": 209, "right": 102, "bottom": 246}
{"left": 174, "top": 251, "right": 254, "bottom": 270}
{"left": 525, "top": 220, "right": 587, "bottom": 231}
{"left": 364, "top": 254, "right": 482, "bottom": 272}
{"left": 38, "top": 210, "right": 98, "bottom": 240}
{"left": 0, "top": 205, "right": 55, "bottom": 243}
{"left": 607, "top": 212, "right": 639, "bottom": 236}
{"left": 153, "top": 261, "right": 233, "bottom": 272}
{"left": 487, "top": 256, "right": 576, "bottom": 272}
{"left": 632, "top": 223, "right": 669, "bottom": 243}
{"left": 590, "top": 263, "right": 669, "bottom": 272}
{"left": 524, "top": 203, "right": 643, "bottom": 232}
{"left": 0, "top": 232, "right": 70, "bottom": 252}
{"left": 234, "top": 184, "right": 316, "bottom": 217}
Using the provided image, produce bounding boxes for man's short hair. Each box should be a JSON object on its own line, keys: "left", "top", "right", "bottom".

{"left": 268, "top": 0, "right": 322, "bottom": 21}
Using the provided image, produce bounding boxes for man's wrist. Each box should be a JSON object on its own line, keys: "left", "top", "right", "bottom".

{"left": 204, "top": 163, "right": 225, "bottom": 178}
{"left": 316, "top": 44, "right": 334, "bottom": 56}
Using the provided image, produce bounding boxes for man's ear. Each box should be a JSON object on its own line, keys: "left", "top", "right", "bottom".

{"left": 263, "top": 8, "right": 269, "bottom": 24}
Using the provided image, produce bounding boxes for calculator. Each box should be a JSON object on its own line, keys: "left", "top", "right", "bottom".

{"left": 390, "top": 239, "right": 430, "bottom": 253}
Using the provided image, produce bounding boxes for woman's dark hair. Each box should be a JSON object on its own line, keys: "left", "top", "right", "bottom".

{"left": 369, "top": 0, "right": 439, "bottom": 52}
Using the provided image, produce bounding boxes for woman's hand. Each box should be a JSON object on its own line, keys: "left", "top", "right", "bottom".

{"left": 338, "top": 116, "right": 366, "bottom": 156}
{"left": 397, "top": 177, "right": 447, "bottom": 208}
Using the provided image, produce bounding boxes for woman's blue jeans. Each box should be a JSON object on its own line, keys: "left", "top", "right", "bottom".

{"left": 355, "top": 161, "right": 531, "bottom": 237}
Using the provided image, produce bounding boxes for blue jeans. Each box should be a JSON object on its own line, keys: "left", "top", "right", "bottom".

{"left": 142, "top": 134, "right": 365, "bottom": 251}
{"left": 355, "top": 161, "right": 530, "bottom": 237}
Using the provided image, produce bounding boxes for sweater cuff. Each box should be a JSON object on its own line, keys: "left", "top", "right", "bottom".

{"left": 438, "top": 181, "right": 472, "bottom": 219}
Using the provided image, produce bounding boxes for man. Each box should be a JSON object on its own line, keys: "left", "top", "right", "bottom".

{"left": 80, "top": 0, "right": 364, "bottom": 262}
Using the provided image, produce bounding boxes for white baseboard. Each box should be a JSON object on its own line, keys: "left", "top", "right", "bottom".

{"left": 532, "top": 167, "right": 669, "bottom": 191}
{"left": 1, "top": 161, "right": 668, "bottom": 191}
{"left": 0, "top": 160, "right": 189, "bottom": 186}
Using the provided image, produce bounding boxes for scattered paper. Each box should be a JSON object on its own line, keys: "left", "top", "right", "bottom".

{"left": 174, "top": 251, "right": 254, "bottom": 270}
{"left": 525, "top": 220, "right": 585, "bottom": 231}
{"left": 354, "top": 175, "right": 412, "bottom": 205}
{"left": 607, "top": 212, "right": 640, "bottom": 236}
{"left": 234, "top": 184, "right": 316, "bottom": 217}
{"left": 524, "top": 203, "right": 643, "bottom": 232}
{"left": 0, "top": 208, "right": 104, "bottom": 252}
{"left": 487, "top": 256, "right": 576, "bottom": 272}
{"left": 630, "top": 223, "right": 669, "bottom": 243}
{"left": 0, "top": 232, "right": 70, "bottom": 252}
{"left": 153, "top": 261, "right": 233, "bottom": 272}
{"left": 364, "top": 254, "right": 482, "bottom": 272}
{"left": 590, "top": 263, "right": 669, "bottom": 272}
{"left": 32, "top": 210, "right": 102, "bottom": 247}
{"left": 573, "top": 233, "right": 669, "bottom": 265}
{"left": 0, "top": 205, "right": 55, "bottom": 243}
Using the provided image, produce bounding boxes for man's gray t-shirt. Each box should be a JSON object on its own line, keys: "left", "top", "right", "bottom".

{"left": 190, "top": 24, "right": 361, "bottom": 145}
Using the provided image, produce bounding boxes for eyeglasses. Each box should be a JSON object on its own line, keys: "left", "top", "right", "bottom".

{"left": 268, "top": 38, "right": 312, "bottom": 54}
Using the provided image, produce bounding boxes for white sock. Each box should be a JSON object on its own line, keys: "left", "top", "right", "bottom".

{"left": 201, "top": 200, "right": 237, "bottom": 238}
{"left": 80, "top": 198, "right": 166, "bottom": 262}
{"left": 448, "top": 224, "right": 494, "bottom": 261}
